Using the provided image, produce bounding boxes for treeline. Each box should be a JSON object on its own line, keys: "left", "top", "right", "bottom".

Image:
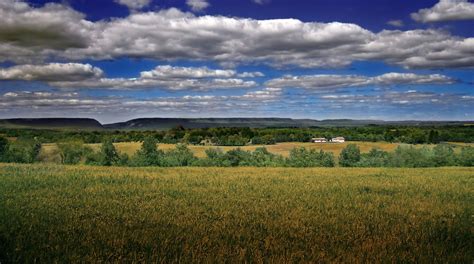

{"left": 54, "top": 138, "right": 335, "bottom": 168}
{"left": 2, "top": 136, "right": 473, "bottom": 167}
{"left": 1, "top": 125, "right": 473, "bottom": 145}
{"left": 0, "top": 137, "right": 41, "bottom": 164}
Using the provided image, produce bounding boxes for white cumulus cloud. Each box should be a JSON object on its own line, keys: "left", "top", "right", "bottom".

{"left": 411, "top": 0, "right": 474, "bottom": 23}
{"left": 266, "top": 73, "right": 454, "bottom": 90}
{"left": 186, "top": 0, "right": 210, "bottom": 12}
{"left": 0, "top": 63, "right": 103, "bottom": 82}
{"left": 0, "top": 2, "right": 473, "bottom": 69}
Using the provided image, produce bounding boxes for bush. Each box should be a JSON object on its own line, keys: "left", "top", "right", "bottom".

{"left": 223, "top": 148, "right": 251, "bottom": 166}
{"left": 0, "top": 136, "right": 9, "bottom": 162}
{"left": 458, "top": 147, "right": 474, "bottom": 166}
{"left": 7, "top": 138, "right": 41, "bottom": 163}
{"left": 356, "top": 148, "right": 389, "bottom": 167}
{"left": 286, "top": 147, "right": 335, "bottom": 167}
{"left": 339, "top": 144, "right": 361, "bottom": 167}
{"left": 163, "top": 144, "right": 196, "bottom": 166}
{"left": 196, "top": 148, "right": 231, "bottom": 167}
{"left": 244, "top": 147, "right": 285, "bottom": 167}
{"left": 57, "top": 141, "right": 92, "bottom": 165}
{"left": 99, "top": 139, "right": 120, "bottom": 166}
{"left": 131, "top": 137, "right": 164, "bottom": 166}
{"left": 387, "top": 145, "right": 434, "bottom": 168}
{"left": 432, "top": 144, "right": 456, "bottom": 166}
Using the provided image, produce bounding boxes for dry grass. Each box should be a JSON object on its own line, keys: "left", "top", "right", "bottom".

{"left": 0, "top": 164, "right": 472, "bottom": 262}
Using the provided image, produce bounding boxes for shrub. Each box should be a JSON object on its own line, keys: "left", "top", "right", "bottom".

{"left": 131, "top": 137, "right": 164, "bottom": 166}
{"left": 432, "top": 144, "right": 456, "bottom": 166}
{"left": 7, "top": 138, "right": 41, "bottom": 163}
{"left": 244, "top": 147, "right": 285, "bottom": 167}
{"left": 251, "top": 135, "right": 276, "bottom": 145}
{"left": 339, "top": 144, "right": 361, "bottom": 167}
{"left": 223, "top": 148, "right": 251, "bottom": 166}
{"left": 356, "top": 148, "right": 389, "bottom": 167}
{"left": 0, "top": 136, "right": 9, "bottom": 162}
{"left": 57, "top": 141, "right": 92, "bottom": 165}
{"left": 458, "top": 147, "right": 474, "bottom": 166}
{"left": 196, "top": 148, "right": 231, "bottom": 167}
{"left": 387, "top": 145, "right": 434, "bottom": 168}
{"left": 286, "top": 147, "right": 335, "bottom": 167}
{"left": 163, "top": 144, "right": 196, "bottom": 166}
{"left": 99, "top": 139, "right": 120, "bottom": 166}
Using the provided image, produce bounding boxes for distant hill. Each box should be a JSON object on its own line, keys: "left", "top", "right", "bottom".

{"left": 0, "top": 118, "right": 104, "bottom": 130}
{"left": 104, "top": 118, "right": 311, "bottom": 130}
{"left": 0, "top": 117, "right": 472, "bottom": 131}
{"left": 104, "top": 118, "right": 474, "bottom": 130}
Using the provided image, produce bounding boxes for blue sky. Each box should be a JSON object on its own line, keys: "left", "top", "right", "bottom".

{"left": 0, "top": 0, "right": 473, "bottom": 123}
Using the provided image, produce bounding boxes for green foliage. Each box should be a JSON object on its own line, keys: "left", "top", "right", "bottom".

{"left": 196, "top": 148, "right": 230, "bottom": 167}
{"left": 1, "top": 124, "right": 473, "bottom": 146}
{"left": 99, "top": 139, "right": 120, "bottom": 166}
{"left": 458, "top": 147, "right": 474, "bottom": 166}
{"left": 339, "top": 144, "right": 361, "bottom": 167}
{"left": 163, "top": 144, "right": 196, "bottom": 166}
{"left": 57, "top": 141, "right": 92, "bottom": 165}
{"left": 356, "top": 148, "right": 389, "bottom": 167}
{"left": 432, "top": 144, "right": 456, "bottom": 166}
{"left": 222, "top": 148, "right": 250, "bottom": 166}
{"left": 6, "top": 138, "right": 41, "bottom": 163}
{"left": 0, "top": 136, "right": 9, "bottom": 161}
{"left": 251, "top": 135, "right": 276, "bottom": 145}
{"left": 246, "top": 147, "right": 285, "bottom": 167}
{"left": 131, "top": 137, "right": 164, "bottom": 166}
{"left": 387, "top": 145, "right": 435, "bottom": 168}
{"left": 286, "top": 147, "right": 335, "bottom": 167}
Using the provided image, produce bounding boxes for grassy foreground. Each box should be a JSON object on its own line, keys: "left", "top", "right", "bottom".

{"left": 0, "top": 164, "right": 473, "bottom": 263}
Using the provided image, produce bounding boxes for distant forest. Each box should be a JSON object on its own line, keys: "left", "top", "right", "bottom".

{"left": 1, "top": 125, "right": 473, "bottom": 145}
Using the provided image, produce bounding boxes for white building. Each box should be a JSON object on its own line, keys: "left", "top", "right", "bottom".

{"left": 311, "top": 137, "right": 327, "bottom": 143}
{"left": 331, "top": 137, "right": 345, "bottom": 143}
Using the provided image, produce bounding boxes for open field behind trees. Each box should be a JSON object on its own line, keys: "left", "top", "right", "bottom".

{"left": 0, "top": 164, "right": 472, "bottom": 262}
{"left": 38, "top": 141, "right": 474, "bottom": 163}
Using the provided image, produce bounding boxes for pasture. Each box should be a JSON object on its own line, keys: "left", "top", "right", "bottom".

{"left": 0, "top": 164, "right": 472, "bottom": 262}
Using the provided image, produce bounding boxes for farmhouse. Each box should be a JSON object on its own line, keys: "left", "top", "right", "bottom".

{"left": 331, "top": 137, "right": 345, "bottom": 143}
{"left": 311, "top": 137, "right": 327, "bottom": 143}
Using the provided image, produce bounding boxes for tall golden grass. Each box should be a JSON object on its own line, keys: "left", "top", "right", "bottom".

{"left": 0, "top": 163, "right": 472, "bottom": 262}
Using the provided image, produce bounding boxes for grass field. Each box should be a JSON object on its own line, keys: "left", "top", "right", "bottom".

{"left": 38, "top": 141, "right": 473, "bottom": 163}
{"left": 1, "top": 164, "right": 472, "bottom": 262}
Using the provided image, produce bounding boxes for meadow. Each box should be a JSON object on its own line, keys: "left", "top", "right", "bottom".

{"left": 0, "top": 163, "right": 472, "bottom": 262}
{"left": 38, "top": 141, "right": 473, "bottom": 163}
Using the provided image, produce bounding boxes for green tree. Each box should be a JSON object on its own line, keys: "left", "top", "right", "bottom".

{"left": 163, "top": 144, "right": 196, "bottom": 166}
{"left": 357, "top": 148, "right": 388, "bottom": 167}
{"left": 100, "top": 139, "right": 119, "bottom": 166}
{"left": 0, "top": 136, "right": 9, "bottom": 161}
{"left": 57, "top": 141, "right": 90, "bottom": 165}
{"left": 224, "top": 148, "right": 251, "bottom": 166}
{"left": 387, "top": 145, "right": 434, "bottom": 168}
{"left": 432, "top": 144, "right": 455, "bottom": 166}
{"left": 197, "top": 148, "right": 229, "bottom": 167}
{"left": 132, "top": 137, "right": 163, "bottom": 166}
{"left": 7, "top": 138, "right": 41, "bottom": 164}
{"left": 339, "top": 144, "right": 361, "bottom": 167}
{"left": 458, "top": 147, "right": 474, "bottom": 166}
{"left": 286, "top": 147, "right": 335, "bottom": 167}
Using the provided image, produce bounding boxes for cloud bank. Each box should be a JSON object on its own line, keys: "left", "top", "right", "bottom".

{"left": 266, "top": 73, "right": 454, "bottom": 90}
{"left": 0, "top": 1, "right": 473, "bottom": 69}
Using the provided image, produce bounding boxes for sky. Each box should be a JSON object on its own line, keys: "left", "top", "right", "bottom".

{"left": 0, "top": 0, "right": 473, "bottom": 123}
